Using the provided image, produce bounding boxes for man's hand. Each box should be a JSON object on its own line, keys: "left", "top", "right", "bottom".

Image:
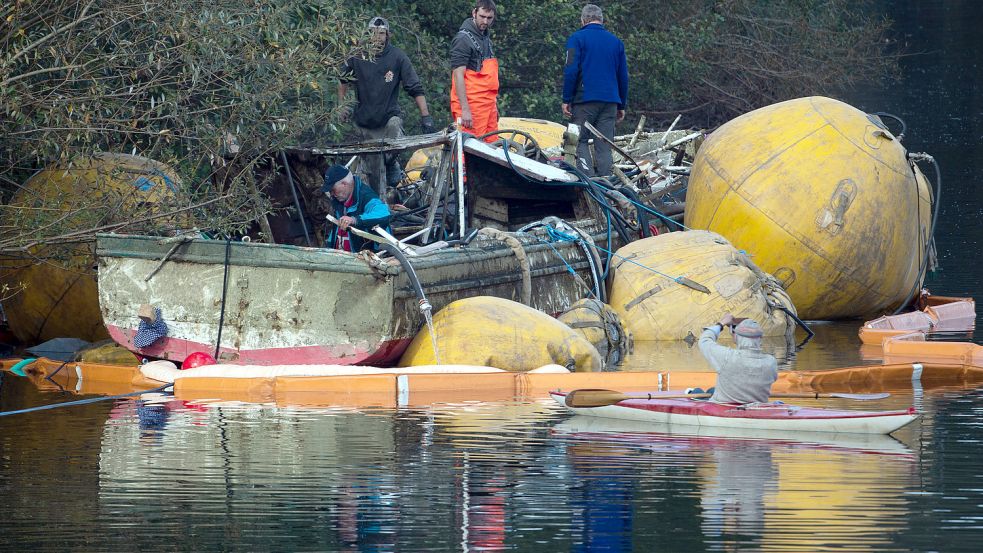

{"left": 718, "top": 313, "right": 735, "bottom": 328}
{"left": 459, "top": 107, "right": 473, "bottom": 130}
{"left": 337, "top": 215, "right": 356, "bottom": 231}
{"left": 562, "top": 103, "right": 573, "bottom": 118}
{"left": 420, "top": 114, "right": 435, "bottom": 134}
{"left": 616, "top": 109, "right": 626, "bottom": 122}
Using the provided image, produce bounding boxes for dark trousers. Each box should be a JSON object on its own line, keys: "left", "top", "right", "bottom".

{"left": 572, "top": 101, "right": 617, "bottom": 177}
{"left": 356, "top": 116, "right": 404, "bottom": 197}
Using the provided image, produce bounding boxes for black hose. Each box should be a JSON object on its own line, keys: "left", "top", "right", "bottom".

{"left": 591, "top": 178, "right": 687, "bottom": 231}
{"left": 893, "top": 154, "right": 942, "bottom": 314}
{"left": 517, "top": 219, "right": 606, "bottom": 303}
{"left": 775, "top": 305, "right": 814, "bottom": 339}
{"left": 390, "top": 203, "right": 433, "bottom": 220}
{"left": 871, "top": 112, "right": 907, "bottom": 141}
{"left": 380, "top": 243, "right": 429, "bottom": 307}
{"left": 588, "top": 183, "right": 631, "bottom": 243}
{"left": 615, "top": 186, "right": 651, "bottom": 238}
{"left": 214, "top": 236, "right": 232, "bottom": 360}
{"left": 280, "top": 151, "right": 312, "bottom": 246}
{"left": 0, "top": 383, "right": 172, "bottom": 417}
{"left": 444, "top": 228, "right": 479, "bottom": 247}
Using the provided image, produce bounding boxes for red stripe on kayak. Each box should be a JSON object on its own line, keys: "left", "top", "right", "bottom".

{"left": 617, "top": 398, "right": 912, "bottom": 420}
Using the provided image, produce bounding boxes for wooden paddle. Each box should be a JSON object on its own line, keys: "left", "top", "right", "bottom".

{"left": 564, "top": 389, "right": 891, "bottom": 408}
{"left": 326, "top": 214, "right": 391, "bottom": 245}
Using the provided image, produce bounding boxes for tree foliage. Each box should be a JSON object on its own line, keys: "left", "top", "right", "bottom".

{"left": 368, "top": 0, "right": 896, "bottom": 129}
{"left": 0, "top": 0, "right": 896, "bottom": 256}
{"left": 0, "top": 0, "right": 367, "bottom": 252}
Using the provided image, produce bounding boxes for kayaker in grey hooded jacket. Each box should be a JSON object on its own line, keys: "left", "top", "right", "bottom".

{"left": 698, "top": 314, "right": 778, "bottom": 404}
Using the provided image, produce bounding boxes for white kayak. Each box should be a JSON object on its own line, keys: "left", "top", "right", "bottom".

{"left": 550, "top": 391, "right": 919, "bottom": 435}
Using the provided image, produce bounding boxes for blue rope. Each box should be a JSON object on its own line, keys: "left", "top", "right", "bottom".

{"left": 545, "top": 226, "right": 696, "bottom": 285}
{"left": 524, "top": 233, "right": 594, "bottom": 299}
{"left": 0, "top": 383, "right": 172, "bottom": 418}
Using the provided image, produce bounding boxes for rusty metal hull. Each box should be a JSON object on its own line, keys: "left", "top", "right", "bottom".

{"left": 96, "top": 232, "right": 602, "bottom": 365}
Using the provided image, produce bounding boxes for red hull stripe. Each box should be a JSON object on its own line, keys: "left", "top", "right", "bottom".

{"left": 107, "top": 325, "right": 411, "bottom": 365}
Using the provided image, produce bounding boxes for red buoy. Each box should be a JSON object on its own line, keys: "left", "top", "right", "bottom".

{"left": 181, "top": 351, "right": 216, "bottom": 370}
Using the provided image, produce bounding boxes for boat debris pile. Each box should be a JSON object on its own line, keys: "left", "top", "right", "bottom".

{"left": 860, "top": 293, "right": 975, "bottom": 345}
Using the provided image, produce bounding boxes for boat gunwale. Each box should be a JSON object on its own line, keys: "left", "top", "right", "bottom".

{"left": 95, "top": 229, "right": 608, "bottom": 276}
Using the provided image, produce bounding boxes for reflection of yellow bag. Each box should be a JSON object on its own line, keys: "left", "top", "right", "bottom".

{"left": 78, "top": 342, "right": 141, "bottom": 365}
{"left": 608, "top": 230, "right": 795, "bottom": 341}
{"left": 398, "top": 296, "right": 602, "bottom": 372}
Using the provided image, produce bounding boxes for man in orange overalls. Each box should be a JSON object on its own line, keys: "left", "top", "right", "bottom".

{"left": 450, "top": 0, "right": 499, "bottom": 143}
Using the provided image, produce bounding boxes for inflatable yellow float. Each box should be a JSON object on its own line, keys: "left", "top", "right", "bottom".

{"left": 0, "top": 153, "right": 182, "bottom": 343}
{"left": 685, "top": 96, "right": 933, "bottom": 319}
{"left": 607, "top": 230, "right": 796, "bottom": 341}
{"left": 398, "top": 296, "right": 602, "bottom": 372}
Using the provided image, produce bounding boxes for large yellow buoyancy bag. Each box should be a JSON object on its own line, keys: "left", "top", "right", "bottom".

{"left": 0, "top": 153, "right": 182, "bottom": 343}
{"left": 685, "top": 96, "right": 933, "bottom": 319}
{"left": 607, "top": 230, "right": 795, "bottom": 341}
{"left": 405, "top": 117, "right": 566, "bottom": 180}
{"left": 398, "top": 296, "right": 602, "bottom": 372}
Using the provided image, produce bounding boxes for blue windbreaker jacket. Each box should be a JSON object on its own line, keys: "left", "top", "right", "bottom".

{"left": 562, "top": 23, "right": 629, "bottom": 109}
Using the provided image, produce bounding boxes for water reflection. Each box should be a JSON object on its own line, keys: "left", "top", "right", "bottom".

{"left": 67, "top": 394, "right": 935, "bottom": 551}
{"left": 554, "top": 415, "right": 916, "bottom": 551}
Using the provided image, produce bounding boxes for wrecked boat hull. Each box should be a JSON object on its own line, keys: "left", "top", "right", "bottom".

{"left": 97, "top": 231, "right": 605, "bottom": 365}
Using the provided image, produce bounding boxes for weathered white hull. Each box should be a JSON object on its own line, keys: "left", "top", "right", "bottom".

{"left": 98, "top": 232, "right": 604, "bottom": 365}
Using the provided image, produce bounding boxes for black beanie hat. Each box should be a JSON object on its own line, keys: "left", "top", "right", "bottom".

{"left": 322, "top": 165, "right": 350, "bottom": 193}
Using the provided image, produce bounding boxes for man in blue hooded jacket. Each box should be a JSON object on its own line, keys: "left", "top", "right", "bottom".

{"left": 561, "top": 4, "right": 629, "bottom": 177}
{"left": 322, "top": 165, "right": 391, "bottom": 252}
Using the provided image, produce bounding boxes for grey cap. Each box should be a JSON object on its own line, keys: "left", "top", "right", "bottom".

{"left": 368, "top": 16, "right": 389, "bottom": 32}
{"left": 734, "top": 319, "right": 764, "bottom": 339}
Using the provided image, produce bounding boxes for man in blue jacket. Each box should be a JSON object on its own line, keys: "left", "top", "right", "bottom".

{"left": 561, "top": 4, "right": 629, "bottom": 177}
{"left": 322, "top": 165, "right": 392, "bottom": 252}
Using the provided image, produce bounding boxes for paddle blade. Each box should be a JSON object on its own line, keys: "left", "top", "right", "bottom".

{"left": 826, "top": 392, "right": 891, "bottom": 400}
{"left": 565, "top": 389, "right": 634, "bottom": 408}
{"left": 771, "top": 392, "right": 891, "bottom": 401}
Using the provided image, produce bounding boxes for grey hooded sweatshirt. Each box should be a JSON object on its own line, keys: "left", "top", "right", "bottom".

{"left": 698, "top": 325, "right": 778, "bottom": 404}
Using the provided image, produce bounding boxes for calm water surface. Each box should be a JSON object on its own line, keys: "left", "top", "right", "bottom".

{"left": 1, "top": 375, "right": 982, "bottom": 551}
{"left": 3, "top": 1, "right": 983, "bottom": 551}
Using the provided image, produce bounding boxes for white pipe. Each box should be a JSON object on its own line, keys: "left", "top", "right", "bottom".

{"left": 456, "top": 129, "right": 466, "bottom": 238}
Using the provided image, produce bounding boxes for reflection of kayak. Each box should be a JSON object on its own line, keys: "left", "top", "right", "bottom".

{"left": 552, "top": 415, "right": 913, "bottom": 456}
{"left": 549, "top": 391, "right": 918, "bottom": 435}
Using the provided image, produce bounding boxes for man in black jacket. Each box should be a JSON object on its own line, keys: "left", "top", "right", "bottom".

{"left": 339, "top": 16, "right": 434, "bottom": 197}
